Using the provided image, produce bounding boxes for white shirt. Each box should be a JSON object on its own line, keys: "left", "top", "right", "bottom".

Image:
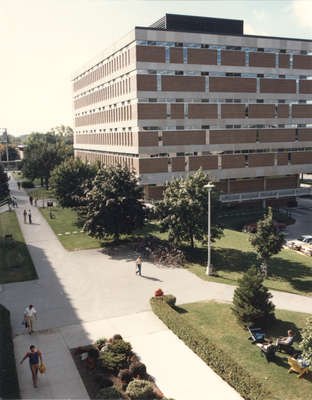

{"left": 24, "top": 307, "right": 37, "bottom": 318}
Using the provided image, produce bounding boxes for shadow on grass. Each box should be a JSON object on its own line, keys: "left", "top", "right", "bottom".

{"left": 183, "top": 243, "right": 312, "bottom": 293}
{"left": 173, "top": 305, "right": 189, "bottom": 314}
{"left": 267, "top": 319, "right": 301, "bottom": 343}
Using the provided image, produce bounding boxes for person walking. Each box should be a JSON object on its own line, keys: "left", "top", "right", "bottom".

{"left": 20, "top": 345, "right": 43, "bottom": 388}
{"left": 24, "top": 304, "right": 37, "bottom": 334}
{"left": 34, "top": 197, "right": 38, "bottom": 207}
{"left": 17, "top": 181, "right": 21, "bottom": 190}
{"left": 29, "top": 195, "right": 33, "bottom": 206}
{"left": 135, "top": 256, "right": 142, "bottom": 276}
{"left": 23, "top": 209, "right": 27, "bottom": 224}
{"left": 28, "top": 210, "right": 32, "bottom": 224}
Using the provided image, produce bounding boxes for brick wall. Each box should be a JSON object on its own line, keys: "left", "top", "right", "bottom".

{"left": 279, "top": 54, "right": 290, "bottom": 68}
{"left": 221, "top": 50, "right": 245, "bottom": 66}
{"left": 171, "top": 157, "right": 185, "bottom": 171}
{"left": 170, "top": 48, "right": 183, "bottom": 63}
{"left": 136, "top": 45, "right": 165, "bottom": 63}
{"left": 171, "top": 103, "right": 184, "bottom": 119}
{"left": 138, "top": 131, "right": 159, "bottom": 147}
{"left": 187, "top": 48, "right": 217, "bottom": 65}
{"left": 137, "top": 103, "right": 166, "bottom": 119}
{"left": 248, "top": 153, "right": 274, "bottom": 167}
{"left": 248, "top": 104, "right": 275, "bottom": 118}
{"left": 291, "top": 151, "right": 312, "bottom": 164}
{"left": 229, "top": 178, "right": 264, "bottom": 193}
{"left": 137, "top": 75, "right": 157, "bottom": 91}
{"left": 299, "top": 80, "right": 312, "bottom": 94}
{"left": 221, "top": 104, "right": 246, "bottom": 119}
{"left": 189, "top": 155, "right": 218, "bottom": 170}
{"left": 298, "top": 128, "right": 312, "bottom": 141}
{"left": 266, "top": 176, "right": 298, "bottom": 190}
{"left": 209, "top": 129, "right": 256, "bottom": 144}
{"left": 162, "top": 75, "right": 205, "bottom": 92}
{"left": 277, "top": 153, "right": 288, "bottom": 165}
{"left": 277, "top": 104, "right": 289, "bottom": 118}
{"left": 292, "top": 104, "right": 312, "bottom": 118}
{"left": 188, "top": 104, "right": 218, "bottom": 119}
{"left": 258, "top": 129, "right": 295, "bottom": 142}
{"left": 162, "top": 130, "right": 206, "bottom": 145}
{"left": 260, "top": 79, "right": 296, "bottom": 93}
{"left": 222, "top": 155, "right": 245, "bottom": 169}
{"left": 210, "top": 77, "right": 257, "bottom": 93}
{"left": 139, "top": 158, "right": 168, "bottom": 173}
{"left": 249, "top": 52, "right": 275, "bottom": 67}
{"left": 293, "top": 55, "right": 312, "bottom": 69}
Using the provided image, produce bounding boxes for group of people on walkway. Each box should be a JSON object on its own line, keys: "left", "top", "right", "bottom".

{"left": 20, "top": 305, "right": 44, "bottom": 388}
{"left": 29, "top": 195, "right": 38, "bottom": 207}
{"left": 23, "top": 209, "right": 32, "bottom": 224}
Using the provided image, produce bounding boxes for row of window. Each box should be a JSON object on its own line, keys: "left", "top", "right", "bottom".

{"left": 142, "top": 123, "right": 312, "bottom": 131}
{"left": 136, "top": 40, "right": 309, "bottom": 55}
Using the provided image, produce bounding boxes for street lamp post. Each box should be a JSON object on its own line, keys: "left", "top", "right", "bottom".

{"left": 204, "top": 183, "right": 214, "bottom": 275}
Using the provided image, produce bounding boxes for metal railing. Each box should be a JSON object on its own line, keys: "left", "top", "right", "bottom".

{"left": 220, "top": 187, "right": 312, "bottom": 203}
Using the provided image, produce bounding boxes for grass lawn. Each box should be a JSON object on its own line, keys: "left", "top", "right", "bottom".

{"left": 186, "top": 228, "right": 312, "bottom": 296}
{"left": 178, "top": 300, "right": 311, "bottom": 400}
{"left": 0, "top": 211, "right": 37, "bottom": 283}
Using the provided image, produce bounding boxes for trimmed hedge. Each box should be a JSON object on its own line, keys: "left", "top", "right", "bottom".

{"left": 150, "top": 297, "right": 273, "bottom": 400}
{"left": 0, "top": 305, "right": 20, "bottom": 399}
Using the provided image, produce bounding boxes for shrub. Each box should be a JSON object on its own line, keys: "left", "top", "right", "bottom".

{"left": 118, "top": 368, "right": 132, "bottom": 383}
{"left": 129, "top": 361, "right": 147, "bottom": 378}
{"left": 0, "top": 305, "right": 20, "bottom": 399}
{"left": 94, "top": 337, "right": 107, "bottom": 350}
{"left": 232, "top": 266, "right": 275, "bottom": 328}
{"left": 112, "top": 334, "right": 123, "bottom": 341}
{"left": 150, "top": 296, "right": 271, "bottom": 400}
{"left": 88, "top": 347, "right": 99, "bottom": 359}
{"left": 126, "top": 379, "right": 154, "bottom": 400}
{"left": 163, "top": 294, "right": 176, "bottom": 307}
{"left": 94, "top": 374, "right": 113, "bottom": 388}
{"left": 109, "top": 339, "right": 132, "bottom": 357}
{"left": 98, "top": 351, "right": 128, "bottom": 373}
{"left": 95, "top": 386, "right": 122, "bottom": 399}
{"left": 22, "top": 181, "right": 34, "bottom": 188}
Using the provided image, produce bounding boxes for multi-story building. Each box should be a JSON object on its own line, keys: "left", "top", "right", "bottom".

{"left": 72, "top": 14, "right": 312, "bottom": 206}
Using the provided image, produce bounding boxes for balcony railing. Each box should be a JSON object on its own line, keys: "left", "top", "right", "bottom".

{"left": 220, "top": 187, "right": 312, "bottom": 203}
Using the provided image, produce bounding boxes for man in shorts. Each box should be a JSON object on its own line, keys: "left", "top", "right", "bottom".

{"left": 20, "top": 345, "right": 43, "bottom": 388}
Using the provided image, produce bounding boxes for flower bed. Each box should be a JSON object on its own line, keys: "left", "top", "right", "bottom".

{"left": 71, "top": 334, "right": 174, "bottom": 400}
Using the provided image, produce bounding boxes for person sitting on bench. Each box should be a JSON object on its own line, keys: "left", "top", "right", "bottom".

{"left": 276, "top": 330, "right": 294, "bottom": 352}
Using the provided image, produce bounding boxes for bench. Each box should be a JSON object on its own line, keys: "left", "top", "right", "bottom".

{"left": 288, "top": 358, "right": 309, "bottom": 378}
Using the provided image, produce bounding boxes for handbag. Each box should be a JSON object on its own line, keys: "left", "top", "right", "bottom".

{"left": 39, "top": 364, "right": 46, "bottom": 374}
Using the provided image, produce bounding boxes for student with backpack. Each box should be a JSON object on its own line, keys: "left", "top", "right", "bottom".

{"left": 20, "top": 345, "right": 43, "bottom": 388}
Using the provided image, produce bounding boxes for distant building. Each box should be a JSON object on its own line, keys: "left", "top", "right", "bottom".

{"left": 72, "top": 13, "right": 312, "bottom": 206}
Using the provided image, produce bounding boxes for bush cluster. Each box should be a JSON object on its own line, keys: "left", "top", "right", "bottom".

{"left": 163, "top": 294, "right": 176, "bottom": 307}
{"left": 126, "top": 379, "right": 154, "bottom": 400}
{"left": 94, "top": 337, "right": 107, "bottom": 350}
{"left": 0, "top": 305, "right": 20, "bottom": 399}
{"left": 21, "top": 181, "right": 34, "bottom": 188}
{"left": 150, "top": 297, "right": 271, "bottom": 400}
{"left": 95, "top": 386, "right": 122, "bottom": 399}
{"left": 129, "top": 361, "right": 147, "bottom": 379}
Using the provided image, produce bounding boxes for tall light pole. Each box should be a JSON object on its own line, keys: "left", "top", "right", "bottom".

{"left": 204, "top": 183, "right": 214, "bottom": 275}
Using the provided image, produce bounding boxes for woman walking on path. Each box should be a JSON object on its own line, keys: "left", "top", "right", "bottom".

{"left": 28, "top": 210, "right": 32, "bottom": 224}
{"left": 23, "top": 209, "right": 27, "bottom": 224}
{"left": 24, "top": 305, "right": 37, "bottom": 334}
{"left": 135, "top": 256, "right": 142, "bottom": 276}
{"left": 20, "top": 345, "right": 43, "bottom": 388}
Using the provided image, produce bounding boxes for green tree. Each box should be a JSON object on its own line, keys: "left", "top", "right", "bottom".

{"left": 156, "top": 169, "right": 223, "bottom": 248}
{"left": 49, "top": 157, "right": 97, "bottom": 208}
{"left": 0, "top": 145, "right": 19, "bottom": 161}
{"left": 81, "top": 165, "right": 145, "bottom": 241}
{"left": 23, "top": 136, "right": 73, "bottom": 188}
{"left": 299, "top": 317, "right": 312, "bottom": 366}
{"left": 0, "top": 163, "right": 9, "bottom": 201}
{"left": 232, "top": 266, "right": 275, "bottom": 328}
{"left": 249, "top": 207, "right": 284, "bottom": 277}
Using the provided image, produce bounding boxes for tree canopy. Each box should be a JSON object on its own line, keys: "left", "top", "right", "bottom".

{"left": 232, "top": 266, "right": 275, "bottom": 328}
{"left": 0, "top": 163, "right": 9, "bottom": 202}
{"left": 249, "top": 207, "right": 284, "bottom": 277}
{"left": 81, "top": 165, "right": 146, "bottom": 241}
{"left": 22, "top": 131, "right": 73, "bottom": 187}
{"left": 49, "top": 157, "right": 97, "bottom": 208}
{"left": 156, "top": 169, "right": 223, "bottom": 248}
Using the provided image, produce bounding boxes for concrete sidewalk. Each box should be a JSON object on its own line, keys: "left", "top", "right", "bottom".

{"left": 14, "top": 311, "right": 242, "bottom": 400}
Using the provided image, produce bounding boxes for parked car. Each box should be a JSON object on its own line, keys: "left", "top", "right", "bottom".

{"left": 297, "top": 235, "right": 312, "bottom": 244}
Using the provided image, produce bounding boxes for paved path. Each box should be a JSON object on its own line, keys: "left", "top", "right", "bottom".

{"left": 2, "top": 175, "right": 312, "bottom": 399}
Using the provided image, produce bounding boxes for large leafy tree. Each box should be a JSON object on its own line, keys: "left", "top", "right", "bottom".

{"left": 0, "top": 163, "right": 9, "bottom": 202}
{"left": 156, "top": 169, "right": 223, "bottom": 248}
{"left": 249, "top": 207, "right": 284, "bottom": 277}
{"left": 49, "top": 157, "right": 97, "bottom": 208}
{"left": 299, "top": 317, "right": 312, "bottom": 366}
{"left": 81, "top": 165, "right": 146, "bottom": 241}
{"left": 232, "top": 266, "right": 275, "bottom": 328}
{"left": 22, "top": 133, "right": 73, "bottom": 187}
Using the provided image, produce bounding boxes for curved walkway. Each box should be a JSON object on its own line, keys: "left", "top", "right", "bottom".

{"left": 1, "top": 175, "right": 311, "bottom": 399}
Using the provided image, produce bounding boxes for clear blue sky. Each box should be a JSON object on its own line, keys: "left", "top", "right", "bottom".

{"left": 1, "top": 0, "right": 311, "bottom": 136}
